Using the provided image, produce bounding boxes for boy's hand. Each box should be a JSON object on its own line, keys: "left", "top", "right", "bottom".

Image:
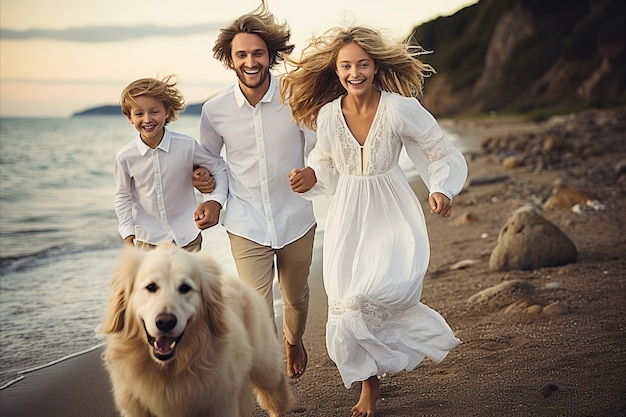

{"left": 192, "top": 166, "right": 215, "bottom": 193}
{"left": 288, "top": 167, "right": 316, "bottom": 193}
{"left": 194, "top": 201, "right": 221, "bottom": 230}
{"left": 429, "top": 192, "right": 452, "bottom": 218}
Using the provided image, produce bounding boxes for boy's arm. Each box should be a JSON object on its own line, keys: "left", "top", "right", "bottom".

{"left": 113, "top": 156, "right": 135, "bottom": 241}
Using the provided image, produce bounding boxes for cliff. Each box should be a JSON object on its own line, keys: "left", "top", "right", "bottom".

{"left": 415, "top": 0, "right": 625, "bottom": 118}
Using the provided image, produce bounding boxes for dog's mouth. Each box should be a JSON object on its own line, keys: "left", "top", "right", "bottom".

{"left": 144, "top": 326, "right": 184, "bottom": 361}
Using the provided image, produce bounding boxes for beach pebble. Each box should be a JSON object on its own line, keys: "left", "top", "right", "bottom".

{"left": 449, "top": 259, "right": 480, "bottom": 270}
{"left": 504, "top": 299, "right": 544, "bottom": 314}
{"left": 452, "top": 212, "right": 480, "bottom": 225}
{"left": 544, "top": 282, "right": 565, "bottom": 290}
{"left": 489, "top": 206, "right": 577, "bottom": 271}
{"left": 586, "top": 199, "right": 606, "bottom": 210}
{"left": 542, "top": 301, "right": 570, "bottom": 316}
{"left": 543, "top": 179, "right": 597, "bottom": 210}
{"left": 467, "top": 279, "right": 535, "bottom": 309}
{"left": 468, "top": 174, "right": 509, "bottom": 186}
{"left": 502, "top": 155, "right": 526, "bottom": 169}
{"left": 615, "top": 159, "right": 626, "bottom": 174}
{"left": 541, "top": 381, "right": 570, "bottom": 398}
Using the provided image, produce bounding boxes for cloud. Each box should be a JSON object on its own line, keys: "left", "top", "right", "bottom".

{"left": 0, "top": 22, "right": 223, "bottom": 43}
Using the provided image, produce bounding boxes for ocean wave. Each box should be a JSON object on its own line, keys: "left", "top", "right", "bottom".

{"left": 0, "top": 240, "right": 122, "bottom": 273}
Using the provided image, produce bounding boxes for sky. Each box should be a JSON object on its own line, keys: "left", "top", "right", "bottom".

{"left": 0, "top": 0, "right": 477, "bottom": 118}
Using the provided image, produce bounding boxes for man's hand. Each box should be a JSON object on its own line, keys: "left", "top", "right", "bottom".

{"left": 194, "top": 200, "right": 222, "bottom": 230}
{"left": 192, "top": 166, "right": 215, "bottom": 194}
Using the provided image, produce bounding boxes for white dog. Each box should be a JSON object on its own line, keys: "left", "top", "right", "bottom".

{"left": 102, "top": 243, "right": 293, "bottom": 417}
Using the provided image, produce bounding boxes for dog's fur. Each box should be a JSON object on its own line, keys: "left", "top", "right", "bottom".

{"left": 102, "top": 243, "right": 293, "bottom": 417}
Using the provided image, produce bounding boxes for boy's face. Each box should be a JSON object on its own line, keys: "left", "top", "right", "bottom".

{"left": 127, "top": 95, "right": 169, "bottom": 145}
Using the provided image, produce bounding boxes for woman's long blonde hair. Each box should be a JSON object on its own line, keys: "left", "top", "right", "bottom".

{"left": 280, "top": 26, "right": 435, "bottom": 130}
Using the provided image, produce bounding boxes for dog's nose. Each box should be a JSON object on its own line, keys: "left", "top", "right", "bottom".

{"left": 155, "top": 313, "right": 177, "bottom": 331}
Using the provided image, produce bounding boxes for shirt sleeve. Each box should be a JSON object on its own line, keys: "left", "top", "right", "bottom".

{"left": 392, "top": 95, "right": 468, "bottom": 200}
{"left": 300, "top": 103, "right": 340, "bottom": 200}
{"left": 198, "top": 104, "right": 229, "bottom": 206}
{"left": 192, "top": 139, "right": 228, "bottom": 207}
{"left": 113, "top": 152, "right": 135, "bottom": 239}
{"left": 302, "top": 125, "right": 317, "bottom": 161}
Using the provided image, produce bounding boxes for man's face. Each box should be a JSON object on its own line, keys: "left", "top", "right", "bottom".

{"left": 230, "top": 33, "right": 271, "bottom": 90}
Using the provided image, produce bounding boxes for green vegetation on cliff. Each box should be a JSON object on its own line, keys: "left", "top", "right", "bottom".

{"left": 412, "top": 0, "right": 625, "bottom": 117}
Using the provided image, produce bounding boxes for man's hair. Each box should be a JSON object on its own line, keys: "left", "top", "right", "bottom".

{"left": 213, "top": 1, "right": 294, "bottom": 69}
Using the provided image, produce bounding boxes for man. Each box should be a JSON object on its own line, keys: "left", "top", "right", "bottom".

{"left": 193, "top": 2, "right": 316, "bottom": 379}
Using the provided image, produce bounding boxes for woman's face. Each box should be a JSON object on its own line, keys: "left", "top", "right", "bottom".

{"left": 335, "top": 42, "right": 378, "bottom": 97}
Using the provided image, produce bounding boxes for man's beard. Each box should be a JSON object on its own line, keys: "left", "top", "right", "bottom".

{"left": 235, "top": 65, "right": 270, "bottom": 89}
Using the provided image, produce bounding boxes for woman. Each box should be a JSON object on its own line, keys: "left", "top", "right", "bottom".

{"left": 281, "top": 26, "right": 467, "bottom": 416}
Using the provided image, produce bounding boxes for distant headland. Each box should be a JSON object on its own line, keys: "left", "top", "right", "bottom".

{"left": 72, "top": 102, "right": 204, "bottom": 117}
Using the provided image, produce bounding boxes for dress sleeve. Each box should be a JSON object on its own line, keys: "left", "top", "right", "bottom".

{"left": 300, "top": 103, "right": 339, "bottom": 200}
{"left": 392, "top": 95, "right": 467, "bottom": 200}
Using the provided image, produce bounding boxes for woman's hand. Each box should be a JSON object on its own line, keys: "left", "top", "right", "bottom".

{"left": 429, "top": 192, "right": 452, "bottom": 218}
{"left": 288, "top": 167, "right": 317, "bottom": 193}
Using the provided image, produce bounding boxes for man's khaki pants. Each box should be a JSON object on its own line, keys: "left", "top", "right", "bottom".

{"left": 228, "top": 225, "right": 316, "bottom": 345}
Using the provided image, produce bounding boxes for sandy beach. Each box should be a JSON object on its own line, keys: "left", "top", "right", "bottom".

{"left": 1, "top": 108, "right": 624, "bottom": 417}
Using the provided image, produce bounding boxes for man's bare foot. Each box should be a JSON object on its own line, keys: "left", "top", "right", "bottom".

{"left": 284, "top": 337, "right": 307, "bottom": 378}
{"left": 351, "top": 376, "right": 380, "bottom": 416}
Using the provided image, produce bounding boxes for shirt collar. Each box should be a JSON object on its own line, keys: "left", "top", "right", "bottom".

{"left": 233, "top": 72, "right": 277, "bottom": 108}
{"left": 134, "top": 127, "right": 172, "bottom": 155}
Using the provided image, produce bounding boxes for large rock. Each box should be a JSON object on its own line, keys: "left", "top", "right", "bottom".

{"left": 489, "top": 206, "right": 577, "bottom": 271}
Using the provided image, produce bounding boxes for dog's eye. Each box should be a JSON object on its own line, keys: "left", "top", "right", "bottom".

{"left": 179, "top": 284, "right": 191, "bottom": 294}
{"left": 146, "top": 283, "right": 158, "bottom": 293}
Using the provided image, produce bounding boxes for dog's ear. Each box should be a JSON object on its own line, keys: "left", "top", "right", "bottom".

{"left": 195, "top": 253, "right": 230, "bottom": 336}
{"left": 102, "top": 246, "right": 144, "bottom": 334}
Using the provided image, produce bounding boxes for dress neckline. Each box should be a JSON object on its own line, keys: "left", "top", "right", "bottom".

{"left": 338, "top": 91, "right": 384, "bottom": 148}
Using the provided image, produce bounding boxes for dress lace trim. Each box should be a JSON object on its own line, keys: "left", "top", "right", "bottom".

{"left": 412, "top": 123, "right": 456, "bottom": 163}
{"left": 328, "top": 295, "right": 431, "bottom": 329}
{"left": 331, "top": 98, "right": 456, "bottom": 177}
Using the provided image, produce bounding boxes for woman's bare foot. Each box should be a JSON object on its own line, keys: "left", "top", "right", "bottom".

{"left": 351, "top": 376, "right": 380, "bottom": 416}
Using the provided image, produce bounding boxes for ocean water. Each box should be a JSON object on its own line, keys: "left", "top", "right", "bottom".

{"left": 0, "top": 115, "right": 468, "bottom": 388}
{"left": 0, "top": 115, "right": 240, "bottom": 387}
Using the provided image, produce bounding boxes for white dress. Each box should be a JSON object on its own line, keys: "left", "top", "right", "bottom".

{"left": 303, "top": 91, "right": 467, "bottom": 388}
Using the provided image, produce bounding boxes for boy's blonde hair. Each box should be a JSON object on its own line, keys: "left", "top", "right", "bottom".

{"left": 120, "top": 75, "right": 185, "bottom": 124}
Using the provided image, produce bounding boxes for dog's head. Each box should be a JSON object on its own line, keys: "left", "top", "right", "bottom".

{"left": 103, "top": 243, "right": 229, "bottom": 364}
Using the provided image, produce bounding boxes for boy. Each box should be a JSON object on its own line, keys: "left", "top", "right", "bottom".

{"left": 115, "top": 75, "right": 227, "bottom": 251}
